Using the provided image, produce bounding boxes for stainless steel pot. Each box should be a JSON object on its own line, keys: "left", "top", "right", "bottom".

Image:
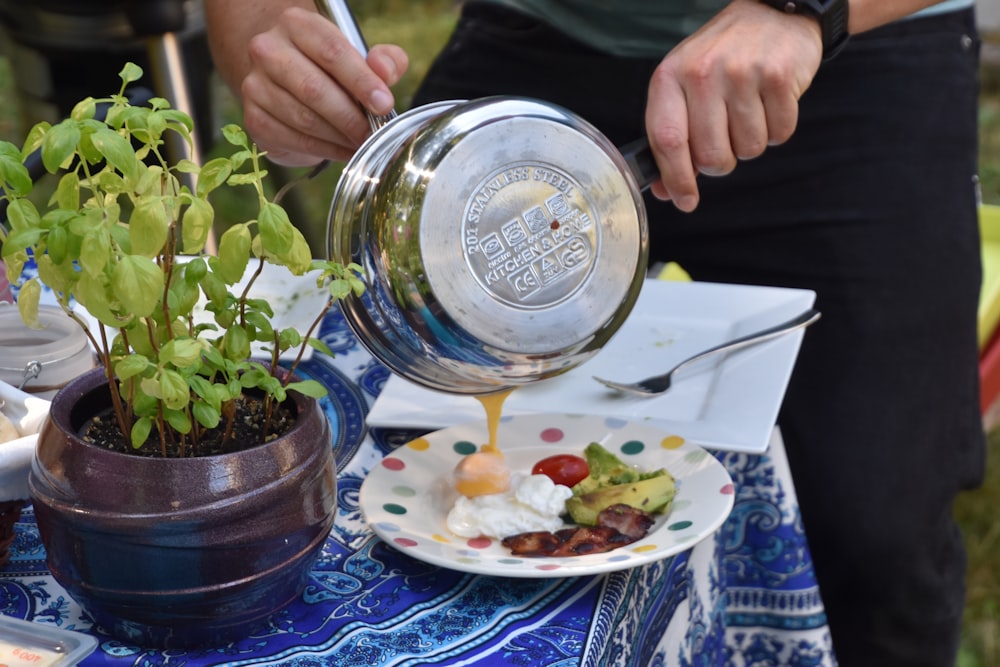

{"left": 320, "top": 0, "right": 655, "bottom": 395}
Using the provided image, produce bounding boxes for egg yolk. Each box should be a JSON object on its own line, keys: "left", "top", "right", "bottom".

{"left": 453, "top": 452, "right": 511, "bottom": 498}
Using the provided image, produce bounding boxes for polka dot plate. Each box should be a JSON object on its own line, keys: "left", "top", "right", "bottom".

{"left": 359, "top": 413, "right": 735, "bottom": 577}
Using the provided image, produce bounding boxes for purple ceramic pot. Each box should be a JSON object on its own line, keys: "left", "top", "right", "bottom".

{"left": 28, "top": 368, "right": 336, "bottom": 648}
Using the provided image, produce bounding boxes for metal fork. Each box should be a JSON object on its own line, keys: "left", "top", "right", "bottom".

{"left": 593, "top": 308, "right": 821, "bottom": 397}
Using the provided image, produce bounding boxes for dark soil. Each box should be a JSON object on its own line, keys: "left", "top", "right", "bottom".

{"left": 80, "top": 397, "right": 297, "bottom": 458}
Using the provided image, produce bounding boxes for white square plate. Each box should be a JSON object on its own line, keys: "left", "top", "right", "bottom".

{"left": 365, "top": 280, "right": 816, "bottom": 453}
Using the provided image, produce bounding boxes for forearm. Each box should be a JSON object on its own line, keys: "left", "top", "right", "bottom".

{"left": 204, "top": 0, "right": 315, "bottom": 96}
{"left": 847, "top": 0, "right": 956, "bottom": 34}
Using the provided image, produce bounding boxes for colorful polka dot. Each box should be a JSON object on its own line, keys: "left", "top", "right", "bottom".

{"left": 535, "top": 564, "right": 561, "bottom": 571}
{"left": 374, "top": 522, "right": 400, "bottom": 532}
{"left": 720, "top": 483, "right": 735, "bottom": 495}
{"left": 466, "top": 537, "right": 492, "bottom": 550}
{"left": 394, "top": 537, "right": 418, "bottom": 548}
{"left": 620, "top": 439, "right": 644, "bottom": 455}
{"left": 432, "top": 534, "right": 451, "bottom": 543}
{"left": 392, "top": 486, "right": 416, "bottom": 498}
{"left": 381, "top": 457, "right": 405, "bottom": 471}
{"left": 661, "top": 435, "right": 685, "bottom": 450}
{"left": 668, "top": 520, "right": 693, "bottom": 531}
{"left": 605, "top": 417, "right": 628, "bottom": 429}
{"left": 632, "top": 544, "right": 658, "bottom": 553}
{"left": 453, "top": 441, "right": 477, "bottom": 456}
{"left": 540, "top": 427, "right": 564, "bottom": 443}
{"left": 407, "top": 438, "right": 430, "bottom": 451}
{"left": 383, "top": 503, "right": 407, "bottom": 515}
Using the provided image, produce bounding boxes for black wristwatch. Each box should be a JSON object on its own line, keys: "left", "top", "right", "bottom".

{"left": 760, "top": 0, "right": 850, "bottom": 61}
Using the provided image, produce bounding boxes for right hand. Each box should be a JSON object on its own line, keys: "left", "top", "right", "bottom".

{"left": 238, "top": 7, "right": 409, "bottom": 166}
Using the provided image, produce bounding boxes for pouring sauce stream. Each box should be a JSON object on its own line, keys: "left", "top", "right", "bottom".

{"left": 475, "top": 389, "right": 514, "bottom": 456}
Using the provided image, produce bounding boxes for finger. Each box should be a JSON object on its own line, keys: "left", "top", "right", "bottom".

{"left": 754, "top": 33, "right": 813, "bottom": 146}
{"left": 649, "top": 181, "right": 672, "bottom": 202}
{"left": 683, "top": 65, "right": 738, "bottom": 177}
{"left": 242, "top": 97, "right": 355, "bottom": 167}
{"left": 761, "top": 85, "right": 800, "bottom": 147}
{"left": 249, "top": 42, "right": 373, "bottom": 148}
{"left": 724, "top": 75, "right": 769, "bottom": 161}
{"left": 241, "top": 66, "right": 360, "bottom": 144}
{"left": 368, "top": 44, "right": 410, "bottom": 89}
{"left": 288, "top": 12, "right": 397, "bottom": 118}
{"left": 646, "top": 68, "right": 701, "bottom": 212}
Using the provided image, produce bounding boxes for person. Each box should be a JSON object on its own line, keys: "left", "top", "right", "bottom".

{"left": 203, "top": 0, "right": 985, "bottom": 664}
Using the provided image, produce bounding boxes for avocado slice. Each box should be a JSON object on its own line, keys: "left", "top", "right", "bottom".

{"left": 565, "top": 472, "right": 677, "bottom": 526}
{"left": 572, "top": 442, "right": 640, "bottom": 495}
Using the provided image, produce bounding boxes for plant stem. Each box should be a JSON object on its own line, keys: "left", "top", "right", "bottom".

{"left": 284, "top": 297, "right": 333, "bottom": 384}
{"left": 96, "top": 322, "right": 132, "bottom": 444}
{"left": 156, "top": 404, "right": 167, "bottom": 458}
{"left": 239, "top": 258, "right": 266, "bottom": 327}
{"left": 159, "top": 235, "right": 177, "bottom": 342}
{"left": 221, "top": 400, "right": 236, "bottom": 449}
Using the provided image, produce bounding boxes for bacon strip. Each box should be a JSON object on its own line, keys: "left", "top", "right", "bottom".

{"left": 500, "top": 504, "right": 655, "bottom": 557}
{"left": 595, "top": 503, "right": 655, "bottom": 540}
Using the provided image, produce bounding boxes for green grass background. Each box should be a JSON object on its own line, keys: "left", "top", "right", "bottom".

{"left": 0, "top": 1, "right": 998, "bottom": 663}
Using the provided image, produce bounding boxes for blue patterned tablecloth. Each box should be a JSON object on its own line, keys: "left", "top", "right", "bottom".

{"left": 0, "top": 306, "right": 836, "bottom": 666}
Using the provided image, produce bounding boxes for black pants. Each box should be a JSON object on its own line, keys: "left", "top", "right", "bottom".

{"left": 414, "top": 4, "right": 986, "bottom": 665}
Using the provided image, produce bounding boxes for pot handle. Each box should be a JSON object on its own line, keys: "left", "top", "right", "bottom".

{"left": 619, "top": 137, "right": 660, "bottom": 192}
{"left": 313, "top": 0, "right": 398, "bottom": 133}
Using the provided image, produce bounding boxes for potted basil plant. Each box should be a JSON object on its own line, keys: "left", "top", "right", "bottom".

{"left": 0, "top": 62, "right": 364, "bottom": 648}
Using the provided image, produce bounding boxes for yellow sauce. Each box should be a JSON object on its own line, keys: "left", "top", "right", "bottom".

{"left": 474, "top": 388, "right": 514, "bottom": 456}
{"left": 452, "top": 388, "right": 517, "bottom": 498}
{"left": 453, "top": 451, "right": 511, "bottom": 496}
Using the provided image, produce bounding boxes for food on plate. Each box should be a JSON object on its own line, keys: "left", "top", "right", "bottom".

{"left": 502, "top": 503, "right": 655, "bottom": 557}
{"left": 566, "top": 473, "right": 676, "bottom": 526}
{"left": 566, "top": 442, "right": 676, "bottom": 526}
{"left": 572, "top": 442, "right": 650, "bottom": 494}
{"left": 446, "top": 441, "right": 676, "bottom": 557}
{"left": 446, "top": 473, "right": 573, "bottom": 539}
{"left": 531, "top": 454, "right": 589, "bottom": 488}
{"left": 497, "top": 444, "right": 674, "bottom": 556}
{"left": 452, "top": 451, "right": 512, "bottom": 498}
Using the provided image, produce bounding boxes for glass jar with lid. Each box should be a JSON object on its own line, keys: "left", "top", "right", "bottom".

{"left": 0, "top": 305, "right": 95, "bottom": 400}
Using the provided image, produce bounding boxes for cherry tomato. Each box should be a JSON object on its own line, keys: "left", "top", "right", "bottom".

{"left": 531, "top": 454, "right": 590, "bottom": 488}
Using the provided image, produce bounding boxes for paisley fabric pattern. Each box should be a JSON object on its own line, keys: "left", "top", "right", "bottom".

{"left": 0, "top": 302, "right": 836, "bottom": 665}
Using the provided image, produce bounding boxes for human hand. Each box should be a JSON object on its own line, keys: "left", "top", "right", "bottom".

{"left": 645, "top": 0, "right": 823, "bottom": 211}
{"left": 239, "top": 6, "right": 409, "bottom": 166}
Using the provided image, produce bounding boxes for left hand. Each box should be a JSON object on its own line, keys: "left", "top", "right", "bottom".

{"left": 645, "top": 0, "right": 823, "bottom": 211}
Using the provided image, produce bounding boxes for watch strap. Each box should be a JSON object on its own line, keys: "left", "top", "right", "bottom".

{"left": 765, "top": 0, "right": 851, "bottom": 61}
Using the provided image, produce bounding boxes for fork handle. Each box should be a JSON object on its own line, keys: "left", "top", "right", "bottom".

{"left": 675, "top": 308, "right": 822, "bottom": 374}
{"left": 313, "top": 0, "right": 398, "bottom": 133}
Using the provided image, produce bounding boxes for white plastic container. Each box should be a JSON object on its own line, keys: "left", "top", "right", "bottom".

{"left": 0, "top": 615, "right": 98, "bottom": 667}
{"left": 0, "top": 305, "right": 94, "bottom": 400}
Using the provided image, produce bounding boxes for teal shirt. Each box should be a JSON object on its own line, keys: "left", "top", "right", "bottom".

{"left": 478, "top": 0, "right": 975, "bottom": 58}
